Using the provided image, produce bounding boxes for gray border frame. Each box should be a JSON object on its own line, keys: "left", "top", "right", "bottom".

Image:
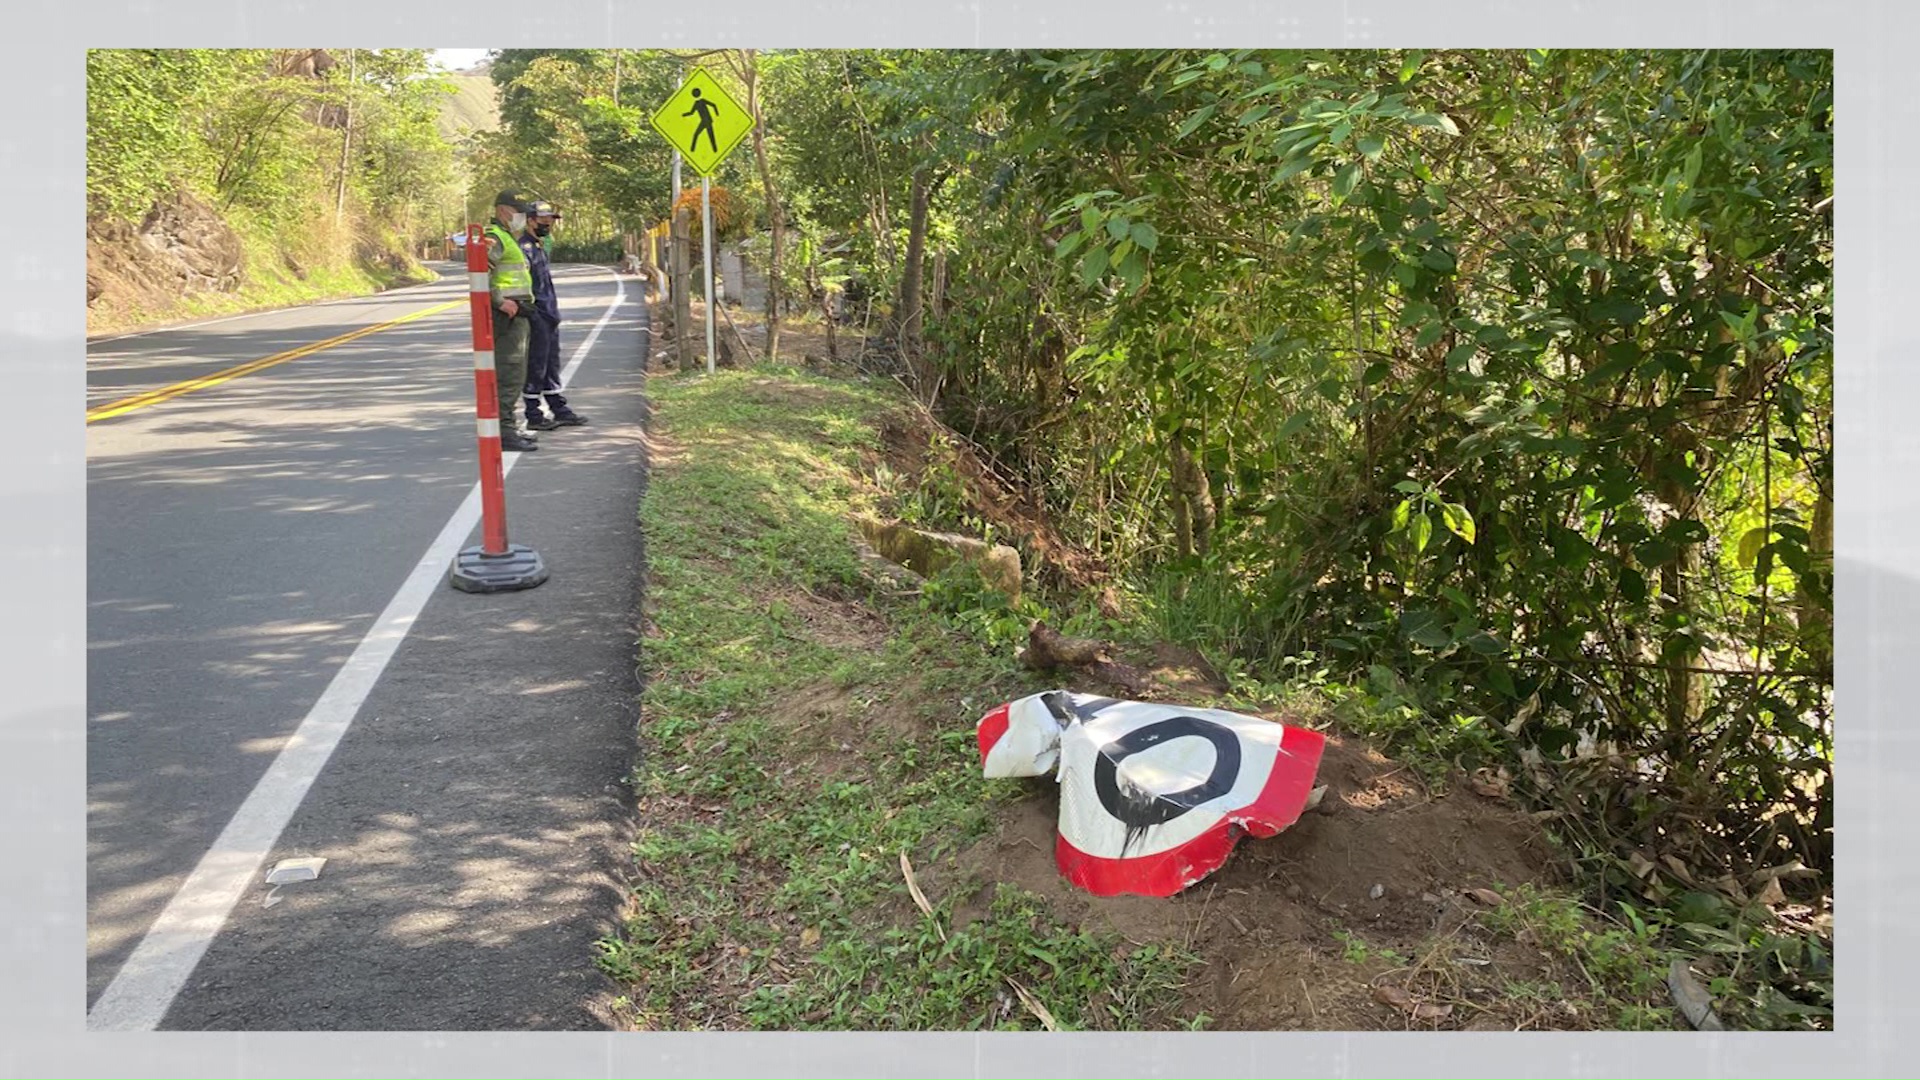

{"left": 14, "top": 0, "right": 1906, "bottom": 1075}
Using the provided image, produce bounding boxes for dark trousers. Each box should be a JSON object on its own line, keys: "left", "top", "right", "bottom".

{"left": 524, "top": 315, "right": 571, "bottom": 419}
{"left": 490, "top": 307, "right": 530, "bottom": 431}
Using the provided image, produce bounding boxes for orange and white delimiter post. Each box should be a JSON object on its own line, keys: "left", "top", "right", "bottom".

{"left": 449, "top": 223, "right": 548, "bottom": 593}
{"left": 467, "top": 223, "right": 510, "bottom": 553}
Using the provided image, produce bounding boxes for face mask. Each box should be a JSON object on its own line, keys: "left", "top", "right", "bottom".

{"left": 534, "top": 224, "right": 551, "bottom": 237}
{"left": 510, "top": 212, "right": 527, "bottom": 232}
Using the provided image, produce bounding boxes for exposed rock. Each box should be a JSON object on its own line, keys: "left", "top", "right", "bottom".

{"left": 137, "top": 193, "right": 244, "bottom": 293}
{"left": 1015, "top": 622, "right": 1150, "bottom": 697}
{"left": 1019, "top": 623, "right": 1110, "bottom": 667}
{"left": 1667, "top": 959, "right": 1726, "bottom": 1031}
{"left": 272, "top": 49, "right": 337, "bottom": 79}
{"left": 856, "top": 516, "right": 1022, "bottom": 601}
{"left": 89, "top": 190, "right": 245, "bottom": 322}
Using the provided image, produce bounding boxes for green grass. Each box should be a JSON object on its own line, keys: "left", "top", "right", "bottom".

{"left": 1476, "top": 884, "right": 1678, "bottom": 1030}
{"left": 1331, "top": 885, "right": 1689, "bottom": 1031}
{"left": 607, "top": 366, "right": 1201, "bottom": 1030}
{"left": 1332, "top": 928, "right": 1408, "bottom": 968}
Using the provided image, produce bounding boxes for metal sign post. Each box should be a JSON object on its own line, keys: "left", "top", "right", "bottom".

{"left": 671, "top": 151, "right": 682, "bottom": 304}
{"left": 649, "top": 68, "right": 755, "bottom": 377}
{"left": 702, "top": 176, "right": 716, "bottom": 376}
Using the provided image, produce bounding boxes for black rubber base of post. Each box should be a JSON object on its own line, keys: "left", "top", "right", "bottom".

{"left": 449, "top": 543, "right": 550, "bottom": 593}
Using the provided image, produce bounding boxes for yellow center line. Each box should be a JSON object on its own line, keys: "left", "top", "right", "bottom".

{"left": 86, "top": 299, "right": 466, "bottom": 423}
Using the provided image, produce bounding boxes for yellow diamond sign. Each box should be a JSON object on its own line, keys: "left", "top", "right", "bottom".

{"left": 650, "top": 68, "right": 754, "bottom": 177}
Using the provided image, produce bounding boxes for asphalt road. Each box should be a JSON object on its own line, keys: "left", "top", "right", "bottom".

{"left": 86, "top": 264, "right": 650, "bottom": 1029}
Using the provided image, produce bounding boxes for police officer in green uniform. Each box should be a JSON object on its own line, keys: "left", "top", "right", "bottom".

{"left": 486, "top": 190, "right": 539, "bottom": 452}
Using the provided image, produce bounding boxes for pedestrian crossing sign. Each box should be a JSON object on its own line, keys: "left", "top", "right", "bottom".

{"left": 650, "top": 68, "right": 754, "bottom": 177}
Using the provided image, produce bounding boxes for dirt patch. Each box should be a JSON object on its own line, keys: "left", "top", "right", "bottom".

{"left": 878, "top": 413, "right": 931, "bottom": 477}
{"left": 765, "top": 680, "right": 860, "bottom": 736}
{"left": 779, "top": 586, "right": 895, "bottom": 652}
{"left": 756, "top": 576, "right": 922, "bottom": 780}
{"left": 1020, "top": 626, "right": 1233, "bottom": 701}
{"left": 943, "top": 725, "right": 1565, "bottom": 1030}
{"left": 768, "top": 314, "right": 871, "bottom": 373}
{"left": 1139, "top": 642, "right": 1231, "bottom": 698}
{"left": 768, "top": 675, "right": 934, "bottom": 760}
{"left": 740, "top": 377, "right": 848, "bottom": 408}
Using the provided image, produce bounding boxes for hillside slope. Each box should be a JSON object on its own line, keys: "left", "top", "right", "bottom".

{"left": 436, "top": 69, "right": 500, "bottom": 139}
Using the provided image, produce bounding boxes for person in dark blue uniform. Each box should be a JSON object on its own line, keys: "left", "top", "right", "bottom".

{"left": 519, "top": 201, "right": 588, "bottom": 430}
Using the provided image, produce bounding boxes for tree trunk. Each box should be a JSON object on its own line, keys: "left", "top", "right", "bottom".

{"left": 804, "top": 257, "right": 838, "bottom": 362}
{"left": 897, "top": 166, "right": 933, "bottom": 389}
{"left": 868, "top": 194, "right": 894, "bottom": 270}
{"left": 1800, "top": 488, "right": 1833, "bottom": 674}
{"left": 1170, "top": 431, "right": 1214, "bottom": 560}
{"left": 1660, "top": 544, "right": 1700, "bottom": 742}
{"left": 1172, "top": 480, "right": 1194, "bottom": 561}
{"left": 739, "top": 49, "right": 784, "bottom": 362}
{"left": 335, "top": 49, "right": 355, "bottom": 223}
{"left": 671, "top": 207, "right": 695, "bottom": 371}
{"left": 1655, "top": 433, "right": 1709, "bottom": 753}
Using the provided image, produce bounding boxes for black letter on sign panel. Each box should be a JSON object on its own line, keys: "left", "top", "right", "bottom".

{"left": 1093, "top": 716, "right": 1243, "bottom": 842}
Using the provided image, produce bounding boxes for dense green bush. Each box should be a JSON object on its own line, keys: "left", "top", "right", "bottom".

{"left": 909, "top": 49, "right": 1832, "bottom": 892}
{"left": 88, "top": 49, "right": 462, "bottom": 262}
{"left": 547, "top": 236, "right": 625, "bottom": 263}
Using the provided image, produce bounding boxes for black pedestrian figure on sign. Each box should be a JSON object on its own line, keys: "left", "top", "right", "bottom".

{"left": 683, "top": 87, "right": 720, "bottom": 154}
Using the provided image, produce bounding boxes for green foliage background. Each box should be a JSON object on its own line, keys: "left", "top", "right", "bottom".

{"left": 87, "top": 49, "right": 465, "bottom": 328}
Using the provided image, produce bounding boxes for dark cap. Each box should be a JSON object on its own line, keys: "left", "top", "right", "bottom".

{"left": 493, "top": 190, "right": 535, "bottom": 211}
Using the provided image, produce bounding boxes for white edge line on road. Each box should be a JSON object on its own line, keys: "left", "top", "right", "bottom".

{"left": 554, "top": 265, "right": 626, "bottom": 388}
{"left": 85, "top": 269, "right": 628, "bottom": 1032}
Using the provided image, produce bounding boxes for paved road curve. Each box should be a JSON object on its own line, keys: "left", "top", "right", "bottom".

{"left": 87, "top": 265, "right": 650, "bottom": 1029}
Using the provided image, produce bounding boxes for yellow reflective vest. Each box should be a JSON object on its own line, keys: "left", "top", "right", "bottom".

{"left": 486, "top": 223, "right": 534, "bottom": 298}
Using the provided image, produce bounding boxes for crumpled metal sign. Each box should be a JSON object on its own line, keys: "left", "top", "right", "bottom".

{"left": 979, "top": 691, "right": 1325, "bottom": 897}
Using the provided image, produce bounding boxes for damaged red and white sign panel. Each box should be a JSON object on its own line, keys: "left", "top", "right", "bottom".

{"left": 977, "top": 691, "right": 1326, "bottom": 897}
